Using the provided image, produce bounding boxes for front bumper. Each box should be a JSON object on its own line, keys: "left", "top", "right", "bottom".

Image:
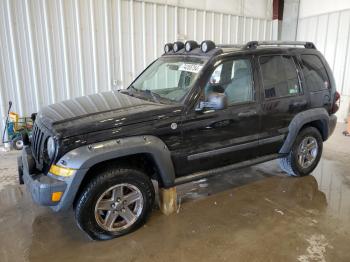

{"left": 18, "top": 146, "right": 67, "bottom": 206}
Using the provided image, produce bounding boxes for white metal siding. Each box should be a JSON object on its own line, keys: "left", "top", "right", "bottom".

{"left": 297, "top": 9, "right": 350, "bottom": 121}
{"left": 0, "top": 0, "right": 274, "bottom": 139}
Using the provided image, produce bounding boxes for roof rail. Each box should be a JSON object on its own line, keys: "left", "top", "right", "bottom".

{"left": 244, "top": 41, "right": 317, "bottom": 50}
{"left": 216, "top": 44, "right": 245, "bottom": 49}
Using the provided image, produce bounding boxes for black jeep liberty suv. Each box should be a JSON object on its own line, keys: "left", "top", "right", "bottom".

{"left": 18, "top": 40, "right": 339, "bottom": 240}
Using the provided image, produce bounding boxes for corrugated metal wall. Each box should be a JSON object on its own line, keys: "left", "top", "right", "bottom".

{"left": 0, "top": 0, "right": 274, "bottom": 140}
{"left": 297, "top": 9, "right": 350, "bottom": 121}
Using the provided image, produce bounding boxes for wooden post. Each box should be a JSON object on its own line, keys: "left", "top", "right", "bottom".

{"left": 159, "top": 187, "right": 177, "bottom": 215}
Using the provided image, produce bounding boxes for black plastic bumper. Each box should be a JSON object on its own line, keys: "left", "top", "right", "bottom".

{"left": 18, "top": 147, "right": 67, "bottom": 206}
{"left": 329, "top": 114, "right": 337, "bottom": 138}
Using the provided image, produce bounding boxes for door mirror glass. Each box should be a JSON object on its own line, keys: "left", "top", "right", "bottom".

{"left": 196, "top": 91, "right": 228, "bottom": 111}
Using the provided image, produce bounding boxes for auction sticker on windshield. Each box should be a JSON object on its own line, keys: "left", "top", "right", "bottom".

{"left": 179, "top": 63, "right": 203, "bottom": 73}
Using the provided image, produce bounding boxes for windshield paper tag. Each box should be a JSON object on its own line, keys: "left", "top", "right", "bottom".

{"left": 179, "top": 63, "right": 203, "bottom": 73}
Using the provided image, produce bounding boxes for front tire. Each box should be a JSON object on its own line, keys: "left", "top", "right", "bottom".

{"left": 75, "top": 166, "right": 155, "bottom": 240}
{"left": 279, "top": 127, "right": 323, "bottom": 177}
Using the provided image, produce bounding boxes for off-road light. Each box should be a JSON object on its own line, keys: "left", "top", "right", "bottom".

{"left": 173, "top": 41, "right": 184, "bottom": 52}
{"left": 201, "top": 40, "right": 216, "bottom": 53}
{"left": 164, "top": 43, "right": 173, "bottom": 53}
{"left": 185, "top": 41, "right": 199, "bottom": 52}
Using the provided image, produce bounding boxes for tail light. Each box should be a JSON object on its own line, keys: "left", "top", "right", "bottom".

{"left": 331, "top": 91, "right": 340, "bottom": 114}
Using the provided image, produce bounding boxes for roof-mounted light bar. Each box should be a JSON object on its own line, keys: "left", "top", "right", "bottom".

{"left": 185, "top": 41, "right": 199, "bottom": 52}
{"left": 164, "top": 43, "right": 173, "bottom": 53}
{"left": 164, "top": 40, "right": 217, "bottom": 54}
{"left": 244, "top": 41, "right": 317, "bottom": 49}
{"left": 173, "top": 41, "right": 185, "bottom": 52}
{"left": 164, "top": 40, "right": 316, "bottom": 56}
{"left": 200, "top": 40, "right": 216, "bottom": 53}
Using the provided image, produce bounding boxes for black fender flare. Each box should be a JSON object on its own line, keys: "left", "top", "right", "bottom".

{"left": 52, "top": 136, "right": 175, "bottom": 211}
{"left": 279, "top": 108, "right": 330, "bottom": 154}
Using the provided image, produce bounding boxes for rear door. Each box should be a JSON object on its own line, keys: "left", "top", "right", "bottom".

{"left": 257, "top": 53, "right": 308, "bottom": 156}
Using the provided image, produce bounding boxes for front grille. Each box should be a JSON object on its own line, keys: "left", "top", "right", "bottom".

{"left": 31, "top": 122, "right": 50, "bottom": 170}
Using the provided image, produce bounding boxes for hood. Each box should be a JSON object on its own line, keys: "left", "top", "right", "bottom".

{"left": 36, "top": 90, "right": 173, "bottom": 137}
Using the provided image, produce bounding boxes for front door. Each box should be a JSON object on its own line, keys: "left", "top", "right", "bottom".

{"left": 172, "top": 56, "right": 261, "bottom": 176}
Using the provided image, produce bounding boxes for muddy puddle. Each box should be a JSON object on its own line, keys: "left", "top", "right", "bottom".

{"left": 0, "top": 154, "right": 350, "bottom": 261}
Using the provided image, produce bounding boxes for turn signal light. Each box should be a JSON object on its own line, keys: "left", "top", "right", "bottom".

{"left": 49, "top": 164, "right": 76, "bottom": 177}
{"left": 51, "top": 192, "right": 63, "bottom": 202}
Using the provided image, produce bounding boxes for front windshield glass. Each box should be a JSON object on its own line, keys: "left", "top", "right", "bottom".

{"left": 130, "top": 56, "right": 208, "bottom": 103}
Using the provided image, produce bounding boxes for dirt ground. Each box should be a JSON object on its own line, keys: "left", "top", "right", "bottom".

{"left": 0, "top": 124, "right": 350, "bottom": 262}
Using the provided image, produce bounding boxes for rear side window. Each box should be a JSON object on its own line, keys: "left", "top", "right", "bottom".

{"left": 300, "top": 55, "right": 330, "bottom": 92}
{"left": 259, "top": 55, "right": 300, "bottom": 99}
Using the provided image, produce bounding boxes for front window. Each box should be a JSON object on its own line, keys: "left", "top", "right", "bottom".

{"left": 130, "top": 56, "right": 207, "bottom": 103}
{"left": 205, "top": 58, "right": 254, "bottom": 105}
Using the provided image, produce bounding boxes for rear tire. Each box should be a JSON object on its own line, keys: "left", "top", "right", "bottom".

{"left": 75, "top": 166, "right": 155, "bottom": 240}
{"left": 279, "top": 127, "right": 323, "bottom": 177}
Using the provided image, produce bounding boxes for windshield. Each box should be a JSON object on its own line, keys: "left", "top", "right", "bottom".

{"left": 130, "top": 56, "right": 208, "bottom": 103}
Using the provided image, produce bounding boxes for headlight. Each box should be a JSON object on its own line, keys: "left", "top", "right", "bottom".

{"left": 47, "top": 137, "right": 56, "bottom": 160}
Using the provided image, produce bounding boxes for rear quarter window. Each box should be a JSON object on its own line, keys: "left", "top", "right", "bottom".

{"left": 300, "top": 54, "right": 330, "bottom": 92}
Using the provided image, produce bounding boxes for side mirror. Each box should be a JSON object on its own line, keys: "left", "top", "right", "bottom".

{"left": 196, "top": 92, "right": 228, "bottom": 112}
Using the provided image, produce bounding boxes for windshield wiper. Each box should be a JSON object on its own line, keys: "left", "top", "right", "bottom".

{"left": 119, "top": 85, "right": 136, "bottom": 97}
{"left": 126, "top": 86, "right": 166, "bottom": 104}
{"left": 144, "top": 89, "right": 161, "bottom": 103}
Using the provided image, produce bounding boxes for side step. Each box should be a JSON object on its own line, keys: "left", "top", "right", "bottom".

{"left": 174, "top": 154, "right": 280, "bottom": 186}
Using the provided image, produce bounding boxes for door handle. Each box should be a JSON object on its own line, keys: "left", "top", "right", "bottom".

{"left": 238, "top": 110, "right": 257, "bottom": 118}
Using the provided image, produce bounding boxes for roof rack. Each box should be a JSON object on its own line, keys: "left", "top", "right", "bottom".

{"left": 244, "top": 41, "right": 317, "bottom": 50}
{"left": 216, "top": 44, "right": 245, "bottom": 49}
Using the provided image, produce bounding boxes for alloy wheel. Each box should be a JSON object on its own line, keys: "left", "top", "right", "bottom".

{"left": 94, "top": 183, "right": 144, "bottom": 232}
{"left": 297, "top": 136, "right": 318, "bottom": 169}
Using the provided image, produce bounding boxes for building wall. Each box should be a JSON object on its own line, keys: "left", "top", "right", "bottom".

{"left": 297, "top": 0, "right": 350, "bottom": 121}
{"left": 0, "top": 0, "right": 274, "bottom": 140}
{"left": 299, "top": 0, "right": 350, "bottom": 18}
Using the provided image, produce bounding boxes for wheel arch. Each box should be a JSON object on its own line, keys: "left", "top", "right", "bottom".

{"left": 52, "top": 136, "right": 175, "bottom": 211}
{"left": 72, "top": 153, "right": 160, "bottom": 209}
{"left": 301, "top": 119, "right": 328, "bottom": 140}
{"left": 279, "top": 108, "right": 330, "bottom": 154}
